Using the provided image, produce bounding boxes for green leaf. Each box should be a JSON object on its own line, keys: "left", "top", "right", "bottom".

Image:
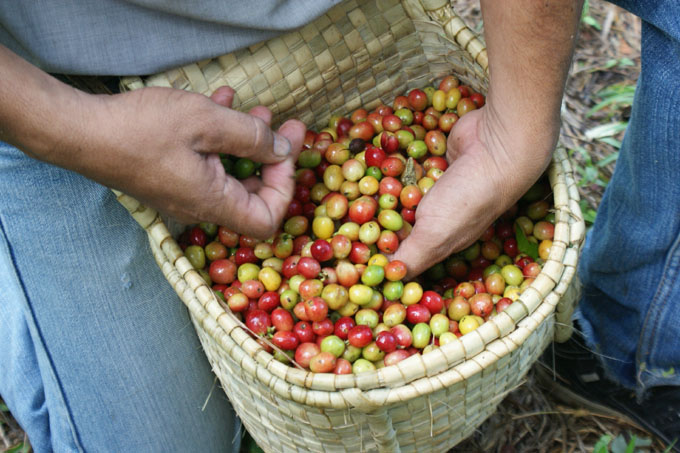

{"left": 604, "top": 59, "right": 618, "bottom": 69}
{"left": 587, "top": 84, "right": 636, "bottom": 116}
{"left": 634, "top": 437, "right": 652, "bottom": 447}
{"left": 597, "top": 137, "right": 622, "bottom": 149}
{"left": 584, "top": 166, "right": 599, "bottom": 184}
{"left": 587, "top": 95, "right": 635, "bottom": 116}
{"left": 6, "top": 443, "right": 26, "bottom": 453}
{"left": 597, "top": 151, "right": 620, "bottom": 167}
{"left": 579, "top": 200, "right": 597, "bottom": 226}
{"left": 574, "top": 167, "right": 589, "bottom": 187}
{"left": 619, "top": 57, "right": 635, "bottom": 66}
{"left": 584, "top": 209, "right": 597, "bottom": 225}
{"left": 0, "top": 402, "right": 8, "bottom": 411}
{"left": 585, "top": 122, "right": 628, "bottom": 140}
{"left": 594, "top": 434, "right": 612, "bottom": 453}
{"left": 515, "top": 223, "right": 538, "bottom": 260}
{"left": 610, "top": 434, "right": 630, "bottom": 453}
{"left": 577, "top": 146, "right": 594, "bottom": 164}
{"left": 583, "top": 15, "right": 602, "bottom": 30}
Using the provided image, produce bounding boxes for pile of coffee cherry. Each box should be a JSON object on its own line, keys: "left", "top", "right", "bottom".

{"left": 179, "top": 75, "right": 555, "bottom": 374}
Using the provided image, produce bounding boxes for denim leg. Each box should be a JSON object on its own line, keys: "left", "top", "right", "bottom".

{"left": 0, "top": 143, "right": 240, "bottom": 452}
{"left": 576, "top": 18, "right": 680, "bottom": 393}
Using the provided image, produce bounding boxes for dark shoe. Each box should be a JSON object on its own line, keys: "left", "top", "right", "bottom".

{"left": 537, "top": 328, "right": 680, "bottom": 452}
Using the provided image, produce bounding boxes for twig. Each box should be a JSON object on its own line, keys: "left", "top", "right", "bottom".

{"left": 23, "top": 432, "right": 31, "bottom": 452}
{"left": 599, "top": 5, "right": 616, "bottom": 42}
{"left": 576, "top": 431, "right": 587, "bottom": 452}
{"left": 0, "top": 420, "right": 11, "bottom": 448}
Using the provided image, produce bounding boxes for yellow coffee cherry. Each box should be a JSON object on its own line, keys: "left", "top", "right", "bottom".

{"left": 337, "top": 301, "right": 359, "bottom": 317}
{"left": 258, "top": 267, "right": 281, "bottom": 292}
{"left": 312, "top": 216, "right": 335, "bottom": 239}
{"left": 458, "top": 315, "right": 480, "bottom": 335}
{"left": 539, "top": 239, "right": 553, "bottom": 261}
{"left": 439, "top": 332, "right": 459, "bottom": 346}
{"left": 401, "top": 281, "right": 423, "bottom": 305}
{"left": 432, "top": 89, "right": 447, "bottom": 111}
{"left": 349, "top": 284, "right": 374, "bottom": 306}
{"left": 367, "top": 253, "right": 389, "bottom": 267}
{"left": 503, "top": 285, "right": 522, "bottom": 301}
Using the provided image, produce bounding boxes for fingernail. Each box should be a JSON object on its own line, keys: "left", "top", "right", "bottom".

{"left": 274, "top": 134, "right": 291, "bottom": 157}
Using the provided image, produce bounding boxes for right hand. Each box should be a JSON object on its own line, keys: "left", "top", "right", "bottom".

{"left": 65, "top": 86, "right": 306, "bottom": 239}
{"left": 392, "top": 105, "right": 556, "bottom": 280}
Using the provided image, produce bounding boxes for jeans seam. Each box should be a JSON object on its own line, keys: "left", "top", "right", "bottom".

{"left": 636, "top": 225, "right": 680, "bottom": 391}
{"left": 0, "top": 214, "right": 86, "bottom": 453}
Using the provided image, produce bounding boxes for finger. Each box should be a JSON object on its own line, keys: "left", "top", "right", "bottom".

{"left": 241, "top": 176, "right": 263, "bottom": 193}
{"left": 276, "top": 119, "right": 307, "bottom": 161}
{"left": 243, "top": 120, "right": 304, "bottom": 229}
{"left": 212, "top": 87, "right": 272, "bottom": 128}
{"left": 233, "top": 120, "right": 305, "bottom": 230}
{"left": 249, "top": 106, "right": 272, "bottom": 126}
{"left": 210, "top": 86, "right": 235, "bottom": 107}
{"left": 206, "top": 86, "right": 290, "bottom": 162}
{"left": 199, "top": 158, "right": 282, "bottom": 238}
{"left": 201, "top": 154, "right": 296, "bottom": 239}
{"left": 234, "top": 118, "right": 305, "bottom": 204}
{"left": 392, "top": 224, "right": 443, "bottom": 280}
{"left": 198, "top": 116, "right": 306, "bottom": 237}
{"left": 209, "top": 109, "right": 293, "bottom": 164}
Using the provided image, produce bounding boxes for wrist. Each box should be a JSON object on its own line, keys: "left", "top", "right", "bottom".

{"left": 1, "top": 75, "right": 96, "bottom": 170}
{"left": 482, "top": 99, "right": 558, "bottom": 165}
{"left": 478, "top": 104, "right": 557, "bottom": 212}
{"left": 39, "top": 87, "right": 98, "bottom": 168}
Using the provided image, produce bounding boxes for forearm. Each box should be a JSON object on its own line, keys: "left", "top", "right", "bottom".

{"left": 0, "top": 44, "right": 93, "bottom": 167}
{"left": 481, "top": 0, "right": 583, "bottom": 164}
{"left": 0, "top": 44, "right": 305, "bottom": 236}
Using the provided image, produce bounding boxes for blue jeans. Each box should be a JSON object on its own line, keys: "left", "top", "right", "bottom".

{"left": 0, "top": 144, "right": 240, "bottom": 452}
{"left": 577, "top": 0, "right": 680, "bottom": 394}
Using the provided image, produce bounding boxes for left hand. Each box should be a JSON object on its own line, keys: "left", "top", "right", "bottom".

{"left": 392, "top": 106, "right": 554, "bottom": 279}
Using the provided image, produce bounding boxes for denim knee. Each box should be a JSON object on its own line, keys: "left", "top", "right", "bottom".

{"left": 0, "top": 142, "right": 240, "bottom": 452}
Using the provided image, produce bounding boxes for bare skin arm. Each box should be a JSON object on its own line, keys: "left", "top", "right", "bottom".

{"left": 0, "top": 44, "right": 305, "bottom": 238}
{"left": 394, "top": 0, "right": 583, "bottom": 278}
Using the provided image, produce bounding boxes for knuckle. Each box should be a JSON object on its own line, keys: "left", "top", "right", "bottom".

{"left": 249, "top": 117, "right": 271, "bottom": 153}
{"left": 251, "top": 222, "right": 275, "bottom": 240}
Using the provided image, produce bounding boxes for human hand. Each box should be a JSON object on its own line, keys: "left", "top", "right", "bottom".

{"left": 388, "top": 0, "right": 580, "bottom": 279}
{"left": 0, "top": 45, "right": 304, "bottom": 238}
{"left": 392, "top": 106, "right": 555, "bottom": 279}
{"left": 69, "top": 86, "right": 305, "bottom": 239}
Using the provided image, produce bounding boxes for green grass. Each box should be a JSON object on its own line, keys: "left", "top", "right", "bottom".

{"left": 594, "top": 432, "right": 675, "bottom": 453}
{"left": 4, "top": 442, "right": 31, "bottom": 453}
{"left": 576, "top": 0, "right": 638, "bottom": 224}
{"left": 581, "top": 0, "right": 602, "bottom": 30}
{"left": 587, "top": 83, "right": 636, "bottom": 118}
{"left": 1, "top": 399, "right": 30, "bottom": 453}
{"left": 569, "top": 81, "right": 636, "bottom": 226}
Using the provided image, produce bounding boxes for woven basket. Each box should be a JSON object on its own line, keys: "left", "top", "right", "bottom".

{"left": 116, "top": 0, "right": 586, "bottom": 451}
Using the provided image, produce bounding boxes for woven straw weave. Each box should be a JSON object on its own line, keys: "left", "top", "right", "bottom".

{"left": 117, "top": 0, "right": 586, "bottom": 451}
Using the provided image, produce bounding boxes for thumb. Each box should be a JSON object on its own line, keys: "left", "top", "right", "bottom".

{"left": 203, "top": 104, "right": 292, "bottom": 165}
{"left": 392, "top": 223, "right": 440, "bottom": 280}
{"left": 276, "top": 119, "right": 306, "bottom": 161}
